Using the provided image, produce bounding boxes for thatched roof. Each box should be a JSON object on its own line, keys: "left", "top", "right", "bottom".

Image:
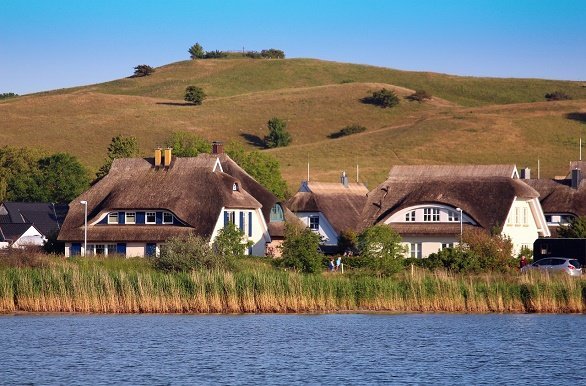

{"left": 360, "top": 176, "right": 539, "bottom": 232}
{"left": 525, "top": 178, "right": 586, "bottom": 216}
{"left": 58, "top": 157, "right": 262, "bottom": 242}
{"left": 388, "top": 164, "right": 518, "bottom": 179}
{"left": 287, "top": 181, "right": 369, "bottom": 234}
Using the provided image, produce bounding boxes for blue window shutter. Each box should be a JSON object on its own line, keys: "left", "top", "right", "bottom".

{"left": 118, "top": 212, "right": 125, "bottom": 224}
{"left": 224, "top": 211, "right": 229, "bottom": 227}
{"left": 136, "top": 212, "right": 145, "bottom": 224}
{"left": 248, "top": 246, "right": 252, "bottom": 255}
{"left": 156, "top": 212, "right": 162, "bottom": 224}
{"left": 146, "top": 243, "right": 156, "bottom": 257}
{"left": 71, "top": 243, "right": 81, "bottom": 256}
{"left": 239, "top": 212, "right": 244, "bottom": 231}
{"left": 248, "top": 212, "right": 252, "bottom": 237}
{"left": 116, "top": 243, "right": 127, "bottom": 255}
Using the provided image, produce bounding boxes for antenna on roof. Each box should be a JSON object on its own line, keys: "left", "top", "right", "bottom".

{"left": 356, "top": 164, "right": 359, "bottom": 183}
{"left": 580, "top": 137, "right": 582, "bottom": 161}
{"left": 537, "top": 159, "right": 540, "bottom": 179}
{"left": 307, "top": 153, "right": 310, "bottom": 182}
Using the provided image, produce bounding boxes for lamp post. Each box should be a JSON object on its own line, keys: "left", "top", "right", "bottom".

{"left": 456, "top": 208, "right": 463, "bottom": 245}
{"left": 80, "top": 200, "right": 88, "bottom": 256}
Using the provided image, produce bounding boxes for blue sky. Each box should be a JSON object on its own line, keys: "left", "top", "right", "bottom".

{"left": 1, "top": 0, "right": 585, "bottom": 94}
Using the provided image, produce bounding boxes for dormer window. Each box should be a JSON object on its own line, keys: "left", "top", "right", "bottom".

{"left": 125, "top": 212, "right": 136, "bottom": 224}
{"left": 270, "top": 204, "right": 284, "bottom": 222}
{"left": 405, "top": 211, "right": 415, "bottom": 222}
{"left": 108, "top": 212, "right": 118, "bottom": 224}
{"left": 163, "top": 212, "right": 173, "bottom": 224}
{"left": 233, "top": 183, "right": 239, "bottom": 191}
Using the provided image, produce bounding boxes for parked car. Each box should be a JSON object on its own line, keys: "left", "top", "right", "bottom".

{"left": 521, "top": 257, "right": 582, "bottom": 276}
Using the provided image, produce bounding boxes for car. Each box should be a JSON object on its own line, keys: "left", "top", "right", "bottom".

{"left": 521, "top": 257, "right": 582, "bottom": 276}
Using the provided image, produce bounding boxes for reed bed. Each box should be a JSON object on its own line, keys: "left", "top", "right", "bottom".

{"left": 0, "top": 261, "right": 584, "bottom": 314}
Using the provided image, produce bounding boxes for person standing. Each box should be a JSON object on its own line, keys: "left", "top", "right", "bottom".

{"left": 519, "top": 255, "right": 528, "bottom": 270}
{"left": 336, "top": 256, "right": 342, "bottom": 271}
{"left": 329, "top": 258, "right": 335, "bottom": 272}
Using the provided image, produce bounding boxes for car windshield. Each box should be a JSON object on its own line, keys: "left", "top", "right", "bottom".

{"left": 535, "top": 259, "right": 549, "bottom": 266}
{"left": 550, "top": 259, "right": 565, "bottom": 266}
{"left": 569, "top": 259, "right": 582, "bottom": 268}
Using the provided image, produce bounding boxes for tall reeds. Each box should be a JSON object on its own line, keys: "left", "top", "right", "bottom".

{"left": 0, "top": 261, "right": 583, "bottom": 314}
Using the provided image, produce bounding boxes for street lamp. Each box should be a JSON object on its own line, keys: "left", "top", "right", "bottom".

{"left": 80, "top": 200, "right": 88, "bottom": 256}
{"left": 456, "top": 208, "right": 463, "bottom": 244}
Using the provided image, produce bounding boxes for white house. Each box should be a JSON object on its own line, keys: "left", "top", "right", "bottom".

{"left": 287, "top": 173, "right": 368, "bottom": 252}
{"left": 58, "top": 146, "right": 290, "bottom": 257}
{"left": 360, "top": 165, "right": 550, "bottom": 257}
{"left": 0, "top": 223, "right": 46, "bottom": 249}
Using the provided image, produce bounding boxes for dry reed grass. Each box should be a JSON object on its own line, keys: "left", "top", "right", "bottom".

{"left": 0, "top": 261, "right": 583, "bottom": 314}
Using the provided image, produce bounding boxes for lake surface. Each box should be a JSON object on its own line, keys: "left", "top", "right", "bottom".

{"left": 0, "top": 313, "right": 584, "bottom": 385}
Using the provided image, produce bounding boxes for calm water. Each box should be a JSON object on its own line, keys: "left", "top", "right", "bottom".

{"left": 0, "top": 313, "right": 584, "bottom": 385}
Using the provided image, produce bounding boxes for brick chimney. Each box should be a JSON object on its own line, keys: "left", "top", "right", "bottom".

{"left": 212, "top": 141, "right": 224, "bottom": 154}
{"left": 571, "top": 168, "right": 582, "bottom": 189}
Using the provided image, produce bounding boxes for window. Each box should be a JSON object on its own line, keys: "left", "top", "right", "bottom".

{"left": 95, "top": 244, "right": 106, "bottom": 255}
{"left": 410, "top": 243, "right": 422, "bottom": 258}
{"left": 108, "top": 212, "right": 118, "bottom": 224}
{"left": 232, "top": 183, "right": 239, "bottom": 191}
{"left": 270, "top": 204, "right": 284, "bottom": 222}
{"left": 86, "top": 244, "right": 95, "bottom": 256}
{"left": 225, "top": 211, "right": 236, "bottom": 224}
{"left": 163, "top": 212, "right": 173, "bottom": 224}
{"left": 522, "top": 207, "right": 528, "bottom": 225}
{"left": 545, "top": 215, "right": 552, "bottom": 223}
{"left": 447, "top": 211, "right": 459, "bottom": 222}
{"left": 515, "top": 207, "right": 520, "bottom": 225}
{"left": 126, "top": 212, "right": 136, "bottom": 224}
{"left": 107, "top": 244, "right": 117, "bottom": 255}
{"left": 441, "top": 243, "right": 453, "bottom": 250}
{"left": 405, "top": 211, "right": 415, "bottom": 222}
{"left": 146, "top": 212, "right": 156, "bottom": 224}
{"left": 309, "top": 216, "right": 319, "bottom": 231}
{"left": 423, "top": 208, "right": 439, "bottom": 222}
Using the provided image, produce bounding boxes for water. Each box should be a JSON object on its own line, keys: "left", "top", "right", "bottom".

{"left": 0, "top": 313, "right": 584, "bottom": 385}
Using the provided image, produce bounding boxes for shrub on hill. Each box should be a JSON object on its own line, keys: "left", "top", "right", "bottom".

{"left": 184, "top": 86, "right": 206, "bottom": 105}
{"left": 204, "top": 50, "right": 228, "bottom": 59}
{"left": 406, "top": 89, "right": 432, "bottom": 102}
{"left": 264, "top": 117, "right": 292, "bottom": 148}
{"left": 329, "top": 124, "right": 367, "bottom": 139}
{"left": 0, "top": 92, "right": 18, "bottom": 100}
{"left": 188, "top": 42, "right": 205, "bottom": 59}
{"left": 260, "top": 49, "right": 285, "bottom": 59}
{"left": 362, "top": 88, "right": 400, "bottom": 108}
{"left": 132, "top": 65, "right": 155, "bottom": 77}
{"left": 164, "top": 132, "right": 211, "bottom": 157}
{"left": 545, "top": 91, "right": 571, "bottom": 101}
{"left": 244, "top": 51, "right": 263, "bottom": 59}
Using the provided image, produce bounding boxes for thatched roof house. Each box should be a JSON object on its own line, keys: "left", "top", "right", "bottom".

{"left": 360, "top": 165, "right": 549, "bottom": 257}
{"left": 287, "top": 174, "right": 369, "bottom": 250}
{"left": 59, "top": 147, "right": 287, "bottom": 257}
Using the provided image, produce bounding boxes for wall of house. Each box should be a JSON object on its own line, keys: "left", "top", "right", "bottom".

{"left": 401, "top": 236, "right": 460, "bottom": 258}
{"left": 209, "top": 208, "right": 270, "bottom": 256}
{"left": 0, "top": 241, "right": 9, "bottom": 249}
{"left": 502, "top": 198, "right": 543, "bottom": 255}
{"left": 294, "top": 212, "right": 338, "bottom": 245}
{"left": 13, "top": 226, "right": 45, "bottom": 248}
{"left": 126, "top": 242, "right": 147, "bottom": 257}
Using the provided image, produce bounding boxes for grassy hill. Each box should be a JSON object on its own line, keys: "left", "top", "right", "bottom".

{"left": 1, "top": 58, "right": 585, "bottom": 190}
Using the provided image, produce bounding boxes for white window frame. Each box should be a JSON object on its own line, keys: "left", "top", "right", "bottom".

{"left": 226, "top": 211, "right": 236, "bottom": 224}
{"left": 309, "top": 216, "right": 319, "bottom": 231}
{"left": 405, "top": 211, "right": 415, "bottom": 222}
{"left": 515, "top": 207, "right": 520, "bottom": 225}
{"left": 125, "top": 212, "right": 136, "bottom": 224}
{"left": 146, "top": 212, "right": 156, "bottom": 224}
{"left": 86, "top": 244, "right": 95, "bottom": 256}
{"left": 163, "top": 212, "right": 173, "bottom": 224}
{"left": 522, "top": 207, "right": 528, "bottom": 226}
{"left": 410, "top": 242, "right": 422, "bottom": 258}
{"left": 108, "top": 212, "right": 118, "bottom": 224}
{"left": 447, "top": 211, "right": 459, "bottom": 222}
{"left": 232, "top": 183, "right": 238, "bottom": 191}
{"left": 423, "top": 208, "right": 440, "bottom": 222}
{"left": 441, "top": 243, "right": 454, "bottom": 250}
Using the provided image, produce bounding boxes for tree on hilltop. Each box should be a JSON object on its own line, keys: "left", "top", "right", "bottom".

{"left": 188, "top": 43, "right": 205, "bottom": 59}
{"left": 133, "top": 65, "right": 155, "bottom": 77}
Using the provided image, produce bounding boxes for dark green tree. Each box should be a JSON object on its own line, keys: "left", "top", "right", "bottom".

{"left": 226, "top": 142, "right": 289, "bottom": 199}
{"left": 155, "top": 234, "right": 219, "bottom": 272}
{"left": 357, "top": 225, "right": 405, "bottom": 276}
{"left": 260, "top": 49, "right": 285, "bottom": 59}
{"left": 0, "top": 146, "right": 43, "bottom": 201}
{"left": 96, "top": 135, "right": 139, "bottom": 179}
{"left": 37, "top": 153, "right": 90, "bottom": 203}
{"left": 264, "top": 117, "right": 291, "bottom": 148}
{"left": 188, "top": 43, "right": 205, "bottom": 59}
{"left": 213, "top": 222, "right": 250, "bottom": 260}
{"left": 0, "top": 93, "right": 18, "bottom": 100}
{"left": 133, "top": 64, "right": 155, "bottom": 77}
{"left": 363, "top": 88, "right": 400, "bottom": 108}
{"left": 545, "top": 91, "right": 571, "bottom": 101}
{"left": 164, "top": 132, "right": 211, "bottom": 157}
{"left": 558, "top": 216, "right": 586, "bottom": 238}
{"left": 279, "top": 223, "right": 323, "bottom": 273}
{"left": 184, "top": 86, "right": 206, "bottom": 105}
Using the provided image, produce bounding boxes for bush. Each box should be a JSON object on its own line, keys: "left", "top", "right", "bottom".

{"left": 164, "top": 132, "right": 211, "bottom": 157}
{"left": 244, "top": 51, "right": 263, "bottom": 59}
{"left": 213, "top": 222, "right": 250, "bottom": 260}
{"left": 0, "top": 92, "right": 18, "bottom": 100}
{"left": 278, "top": 223, "right": 324, "bottom": 273}
{"left": 337, "top": 229, "right": 357, "bottom": 253}
{"left": 363, "top": 88, "right": 400, "bottom": 108}
{"left": 188, "top": 43, "right": 205, "bottom": 59}
{"left": 154, "top": 234, "right": 223, "bottom": 272}
{"left": 184, "top": 86, "right": 206, "bottom": 105}
{"left": 557, "top": 216, "right": 586, "bottom": 238}
{"left": 329, "top": 124, "right": 367, "bottom": 139}
{"left": 204, "top": 50, "right": 228, "bottom": 59}
{"left": 133, "top": 65, "right": 154, "bottom": 77}
{"left": 406, "top": 90, "right": 432, "bottom": 102}
{"left": 545, "top": 91, "right": 571, "bottom": 101}
{"left": 357, "top": 225, "right": 405, "bottom": 276}
{"left": 260, "top": 49, "right": 285, "bottom": 59}
{"left": 264, "top": 117, "right": 292, "bottom": 148}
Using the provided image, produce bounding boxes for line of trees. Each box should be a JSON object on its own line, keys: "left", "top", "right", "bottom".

{"left": 188, "top": 42, "right": 285, "bottom": 60}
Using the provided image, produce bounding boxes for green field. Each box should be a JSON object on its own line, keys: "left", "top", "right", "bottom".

{"left": 1, "top": 58, "right": 585, "bottom": 188}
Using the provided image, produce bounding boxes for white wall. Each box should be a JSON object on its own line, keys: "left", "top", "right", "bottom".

{"left": 12, "top": 226, "right": 45, "bottom": 248}
{"left": 401, "top": 236, "right": 460, "bottom": 258}
{"left": 209, "top": 207, "right": 270, "bottom": 256}
{"left": 294, "top": 211, "right": 338, "bottom": 245}
{"left": 502, "top": 198, "right": 545, "bottom": 255}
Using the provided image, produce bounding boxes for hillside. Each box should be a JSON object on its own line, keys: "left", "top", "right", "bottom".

{"left": 1, "top": 58, "right": 585, "bottom": 189}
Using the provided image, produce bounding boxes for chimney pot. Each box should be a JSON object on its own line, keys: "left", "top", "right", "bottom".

{"left": 212, "top": 141, "right": 224, "bottom": 154}
{"left": 164, "top": 148, "right": 172, "bottom": 167}
{"left": 572, "top": 168, "right": 582, "bottom": 189}
{"left": 154, "top": 148, "right": 162, "bottom": 167}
